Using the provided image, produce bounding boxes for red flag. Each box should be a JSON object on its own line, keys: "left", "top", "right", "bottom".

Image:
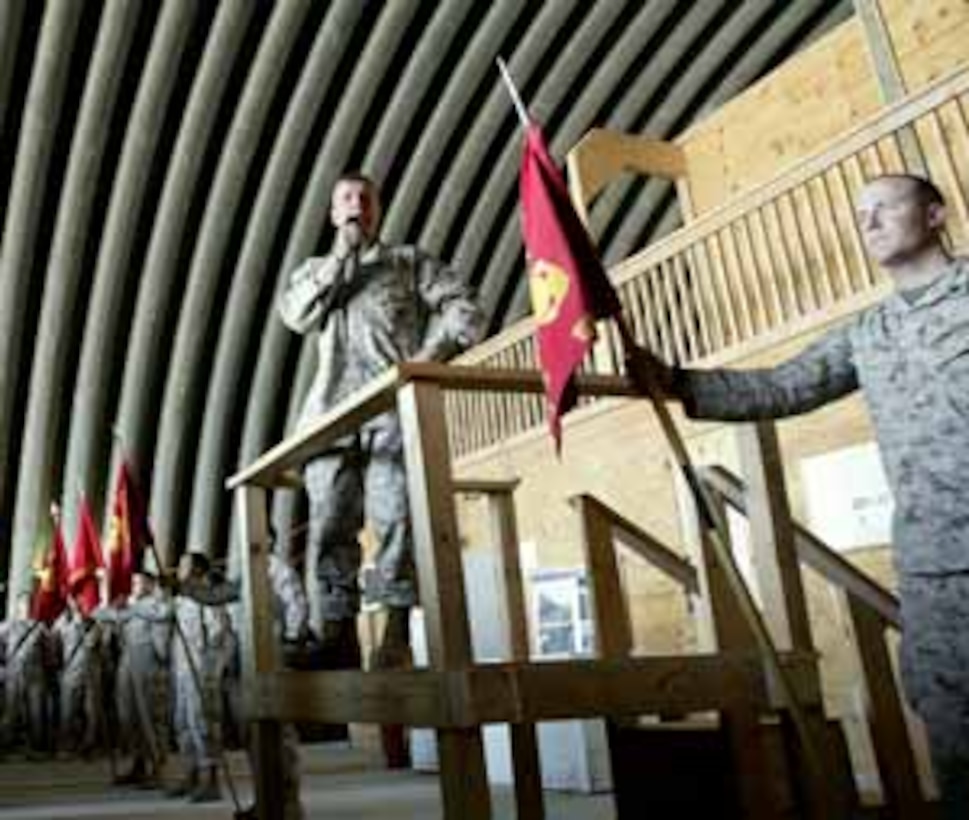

{"left": 105, "top": 461, "right": 148, "bottom": 604}
{"left": 69, "top": 497, "right": 103, "bottom": 616}
{"left": 31, "top": 521, "right": 69, "bottom": 624}
{"left": 519, "top": 122, "right": 621, "bottom": 450}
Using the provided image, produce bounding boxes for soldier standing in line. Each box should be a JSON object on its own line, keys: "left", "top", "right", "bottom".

{"left": 168, "top": 551, "right": 224, "bottom": 803}
{"left": 53, "top": 598, "right": 103, "bottom": 756}
{"left": 98, "top": 559, "right": 172, "bottom": 787}
{"left": 1, "top": 594, "right": 49, "bottom": 757}
{"left": 179, "top": 534, "right": 310, "bottom": 820}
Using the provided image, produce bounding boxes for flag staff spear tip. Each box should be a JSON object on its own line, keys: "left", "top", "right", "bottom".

{"left": 496, "top": 57, "right": 529, "bottom": 128}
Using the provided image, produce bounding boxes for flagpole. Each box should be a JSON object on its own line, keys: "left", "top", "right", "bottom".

{"left": 496, "top": 57, "right": 530, "bottom": 127}
{"left": 616, "top": 317, "right": 837, "bottom": 817}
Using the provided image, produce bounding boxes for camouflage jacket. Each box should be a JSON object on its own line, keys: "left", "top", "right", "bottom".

{"left": 677, "top": 258, "right": 969, "bottom": 575}
{"left": 279, "top": 241, "right": 482, "bottom": 431}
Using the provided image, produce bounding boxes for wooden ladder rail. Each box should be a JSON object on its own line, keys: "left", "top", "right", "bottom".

{"left": 701, "top": 462, "right": 928, "bottom": 819}
{"left": 571, "top": 491, "right": 780, "bottom": 820}
{"left": 453, "top": 478, "right": 543, "bottom": 820}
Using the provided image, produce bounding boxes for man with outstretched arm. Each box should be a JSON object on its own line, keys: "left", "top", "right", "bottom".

{"left": 626, "top": 173, "right": 968, "bottom": 819}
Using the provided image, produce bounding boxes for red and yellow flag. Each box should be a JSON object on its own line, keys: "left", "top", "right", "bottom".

{"left": 69, "top": 496, "right": 103, "bottom": 617}
{"left": 519, "top": 122, "right": 621, "bottom": 450}
{"left": 31, "top": 520, "right": 69, "bottom": 624}
{"left": 105, "top": 461, "right": 148, "bottom": 604}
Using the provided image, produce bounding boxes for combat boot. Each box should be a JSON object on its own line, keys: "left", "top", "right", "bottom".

{"left": 189, "top": 765, "right": 221, "bottom": 803}
{"left": 373, "top": 607, "right": 412, "bottom": 671}
{"left": 113, "top": 756, "right": 146, "bottom": 786}
{"left": 319, "top": 618, "right": 361, "bottom": 670}
{"left": 165, "top": 766, "right": 198, "bottom": 798}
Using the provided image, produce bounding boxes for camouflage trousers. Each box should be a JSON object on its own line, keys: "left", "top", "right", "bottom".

{"left": 304, "top": 429, "right": 415, "bottom": 629}
{"left": 61, "top": 659, "right": 102, "bottom": 752}
{"left": 117, "top": 650, "right": 165, "bottom": 766}
{"left": 3, "top": 672, "right": 46, "bottom": 752}
{"left": 173, "top": 659, "right": 221, "bottom": 772}
{"left": 899, "top": 572, "right": 969, "bottom": 820}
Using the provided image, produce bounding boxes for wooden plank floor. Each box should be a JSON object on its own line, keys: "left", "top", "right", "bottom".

{"left": 0, "top": 743, "right": 616, "bottom": 819}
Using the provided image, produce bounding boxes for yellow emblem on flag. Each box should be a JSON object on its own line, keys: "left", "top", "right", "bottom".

{"left": 528, "top": 259, "right": 570, "bottom": 326}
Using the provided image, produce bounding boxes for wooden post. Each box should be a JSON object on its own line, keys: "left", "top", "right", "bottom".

{"left": 576, "top": 495, "right": 633, "bottom": 658}
{"left": 398, "top": 381, "right": 491, "bottom": 819}
{"left": 736, "top": 422, "right": 850, "bottom": 820}
{"left": 673, "top": 466, "right": 752, "bottom": 652}
{"left": 236, "top": 485, "right": 285, "bottom": 819}
{"left": 854, "top": 0, "right": 928, "bottom": 173}
{"left": 736, "top": 423, "right": 813, "bottom": 655}
{"left": 487, "top": 485, "right": 543, "bottom": 820}
{"left": 843, "top": 594, "right": 925, "bottom": 817}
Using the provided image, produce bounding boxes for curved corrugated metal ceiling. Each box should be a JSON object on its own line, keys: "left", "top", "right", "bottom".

{"left": 0, "top": 0, "right": 851, "bottom": 598}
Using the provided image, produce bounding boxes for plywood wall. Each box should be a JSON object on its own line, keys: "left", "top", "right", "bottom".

{"left": 679, "top": 0, "right": 969, "bottom": 214}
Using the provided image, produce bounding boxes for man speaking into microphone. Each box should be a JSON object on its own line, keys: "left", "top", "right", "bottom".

{"left": 278, "top": 172, "right": 482, "bottom": 671}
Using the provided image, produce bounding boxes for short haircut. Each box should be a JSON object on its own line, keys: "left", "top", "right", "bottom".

{"left": 335, "top": 170, "right": 378, "bottom": 191}
{"left": 872, "top": 173, "right": 945, "bottom": 207}
{"left": 185, "top": 551, "right": 211, "bottom": 574}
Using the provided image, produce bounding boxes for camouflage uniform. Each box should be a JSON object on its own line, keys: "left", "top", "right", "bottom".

{"left": 1, "top": 618, "right": 48, "bottom": 753}
{"left": 182, "top": 555, "right": 309, "bottom": 819}
{"left": 172, "top": 594, "right": 223, "bottom": 779}
{"left": 674, "top": 258, "right": 969, "bottom": 818}
{"left": 97, "top": 593, "right": 172, "bottom": 772}
{"left": 54, "top": 609, "right": 103, "bottom": 753}
{"left": 279, "top": 242, "right": 481, "bottom": 628}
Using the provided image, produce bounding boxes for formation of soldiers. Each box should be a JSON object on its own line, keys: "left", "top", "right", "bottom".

{"left": 0, "top": 545, "right": 309, "bottom": 815}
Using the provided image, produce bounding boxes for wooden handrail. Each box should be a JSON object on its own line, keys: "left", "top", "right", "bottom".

{"left": 569, "top": 493, "right": 699, "bottom": 595}
{"left": 700, "top": 465, "right": 900, "bottom": 628}
{"left": 446, "top": 64, "right": 969, "bottom": 461}
{"left": 227, "top": 362, "right": 636, "bottom": 489}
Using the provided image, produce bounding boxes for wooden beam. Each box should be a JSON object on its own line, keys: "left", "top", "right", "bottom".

{"left": 481, "top": 485, "right": 543, "bottom": 820}
{"left": 398, "top": 380, "right": 491, "bottom": 818}
{"left": 227, "top": 362, "right": 637, "bottom": 490}
{"left": 566, "top": 128, "right": 687, "bottom": 224}
{"left": 253, "top": 654, "right": 815, "bottom": 726}
{"left": 843, "top": 594, "right": 925, "bottom": 817}
{"left": 854, "top": 0, "right": 928, "bottom": 173}
{"left": 570, "top": 493, "right": 698, "bottom": 595}
{"left": 736, "top": 423, "right": 813, "bottom": 653}
{"left": 236, "top": 486, "right": 284, "bottom": 819}
{"left": 576, "top": 494, "right": 633, "bottom": 659}
{"left": 701, "top": 465, "right": 900, "bottom": 628}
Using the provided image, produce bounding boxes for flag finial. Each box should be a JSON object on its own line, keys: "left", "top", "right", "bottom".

{"left": 496, "top": 57, "right": 529, "bottom": 128}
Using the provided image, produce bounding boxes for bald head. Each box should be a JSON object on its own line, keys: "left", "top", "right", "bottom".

{"left": 856, "top": 174, "right": 947, "bottom": 271}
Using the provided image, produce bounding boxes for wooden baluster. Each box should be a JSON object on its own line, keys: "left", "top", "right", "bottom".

{"left": 661, "top": 259, "right": 689, "bottom": 363}
{"left": 707, "top": 232, "right": 740, "bottom": 346}
{"left": 647, "top": 266, "right": 675, "bottom": 362}
{"left": 622, "top": 280, "right": 648, "bottom": 349}
{"left": 634, "top": 275, "right": 663, "bottom": 355}
{"left": 748, "top": 208, "right": 784, "bottom": 329}
{"left": 489, "top": 484, "right": 543, "bottom": 819}
{"left": 720, "top": 226, "right": 755, "bottom": 341}
{"left": 795, "top": 183, "right": 834, "bottom": 308}
{"left": 815, "top": 174, "right": 853, "bottom": 300}
{"left": 398, "top": 381, "right": 492, "bottom": 819}
{"left": 237, "top": 485, "right": 285, "bottom": 820}
{"left": 686, "top": 243, "right": 717, "bottom": 355}
{"left": 842, "top": 594, "right": 925, "bottom": 818}
{"left": 831, "top": 162, "right": 874, "bottom": 290}
{"left": 734, "top": 216, "right": 769, "bottom": 334}
{"left": 672, "top": 252, "right": 700, "bottom": 360}
{"left": 764, "top": 199, "right": 800, "bottom": 321}
{"left": 927, "top": 108, "right": 969, "bottom": 225}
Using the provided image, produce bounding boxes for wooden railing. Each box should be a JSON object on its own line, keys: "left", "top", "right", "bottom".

{"left": 448, "top": 65, "right": 969, "bottom": 460}
{"left": 229, "top": 363, "right": 828, "bottom": 820}
{"left": 693, "top": 428, "right": 928, "bottom": 818}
